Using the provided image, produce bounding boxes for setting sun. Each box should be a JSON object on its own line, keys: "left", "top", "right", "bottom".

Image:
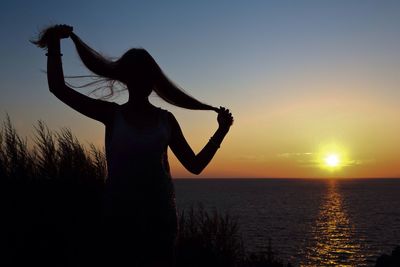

{"left": 325, "top": 154, "right": 340, "bottom": 167}
{"left": 317, "top": 143, "right": 348, "bottom": 172}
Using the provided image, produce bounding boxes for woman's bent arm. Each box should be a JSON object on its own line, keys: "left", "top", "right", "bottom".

{"left": 168, "top": 110, "right": 232, "bottom": 175}
{"left": 46, "top": 38, "right": 115, "bottom": 125}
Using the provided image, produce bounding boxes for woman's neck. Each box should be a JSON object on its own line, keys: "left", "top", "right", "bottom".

{"left": 125, "top": 97, "right": 154, "bottom": 111}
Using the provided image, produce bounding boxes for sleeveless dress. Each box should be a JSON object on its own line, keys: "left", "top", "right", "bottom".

{"left": 101, "top": 105, "right": 178, "bottom": 266}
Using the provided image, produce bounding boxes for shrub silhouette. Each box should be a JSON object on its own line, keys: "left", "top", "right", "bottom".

{"left": 176, "top": 204, "right": 290, "bottom": 267}
{"left": 177, "top": 204, "right": 244, "bottom": 267}
{"left": 0, "top": 115, "right": 105, "bottom": 266}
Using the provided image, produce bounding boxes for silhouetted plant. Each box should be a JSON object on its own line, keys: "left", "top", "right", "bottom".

{"left": 177, "top": 203, "right": 245, "bottom": 267}
{"left": 0, "top": 115, "right": 106, "bottom": 266}
{"left": 241, "top": 241, "right": 292, "bottom": 267}
{"left": 0, "top": 115, "right": 36, "bottom": 182}
{"left": 176, "top": 204, "right": 291, "bottom": 267}
{"left": 0, "top": 114, "right": 107, "bottom": 184}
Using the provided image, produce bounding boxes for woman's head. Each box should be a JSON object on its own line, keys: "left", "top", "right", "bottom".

{"left": 69, "top": 32, "right": 219, "bottom": 111}
{"left": 113, "top": 48, "right": 158, "bottom": 98}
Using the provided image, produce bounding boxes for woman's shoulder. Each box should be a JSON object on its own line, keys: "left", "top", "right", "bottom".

{"left": 107, "top": 101, "right": 121, "bottom": 114}
{"left": 104, "top": 101, "right": 120, "bottom": 111}
{"left": 157, "top": 107, "right": 174, "bottom": 117}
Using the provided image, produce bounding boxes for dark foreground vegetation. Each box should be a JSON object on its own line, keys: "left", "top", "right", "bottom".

{"left": 0, "top": 116, "right": 290, "bottom": 266}
{"left": 0, "top": 115, "right": 397, "bottom": 267}
{"left": 375, "top": 246, "right": 400, "bottom": 267}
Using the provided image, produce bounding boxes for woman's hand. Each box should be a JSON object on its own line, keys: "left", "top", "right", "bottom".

{"left": 50, "top": 24, "right": 73, "bottom": 39}
{"left": 31, "top": 24, "right": 73, "bottom": 49}
{"left": 217, "top": 107, "right": 234, "bottom": 131}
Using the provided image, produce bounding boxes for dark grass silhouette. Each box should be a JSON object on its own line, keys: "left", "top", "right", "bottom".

{"left": 176, "top": 204, "right": 291, "bottom": 267}
{"left": 0, "top": 115, "right": 289, "bottom": 266}
{"left": 0, "top": 115, "right": 105, "bottom": 266}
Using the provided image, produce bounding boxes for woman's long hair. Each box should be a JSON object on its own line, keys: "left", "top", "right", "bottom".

{"left": 32, "top": 27, "right": 218, "bottom": 112}
{"left": 64, "top": 31, "right": 219, "bottom": 112}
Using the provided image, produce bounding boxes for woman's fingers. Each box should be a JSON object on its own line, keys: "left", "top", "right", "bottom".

{"left": 217, "top": 106, "right": 234, "bottom": 127}
{"left": 61, "top": 25, "right": 73, "bottom": 35}
{"left": 52, "top": 24, "right": 73, "bottom": 39}
{"left": 219, "top": 107, "right": 232, "bottom": 117}
{"left": 219, "top": 106, "right": 231, "bottom": 114}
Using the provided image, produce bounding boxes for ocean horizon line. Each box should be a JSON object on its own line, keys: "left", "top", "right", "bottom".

{"left": 172, "top": 177, "right": 400, "bottom": 180}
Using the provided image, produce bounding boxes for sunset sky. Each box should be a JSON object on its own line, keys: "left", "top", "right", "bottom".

{"left": 1, "top": 1, "right": 399, "bottom": 178}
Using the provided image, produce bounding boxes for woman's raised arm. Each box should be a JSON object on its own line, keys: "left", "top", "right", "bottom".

{"left": 40, "top": 25, "right": 115, "bottom": 125}
{"left": 168, "top": 108, "right": 233, "bottom": 175}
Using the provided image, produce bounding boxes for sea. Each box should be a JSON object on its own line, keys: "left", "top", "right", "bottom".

{"left": 173, "top": 178, "right": 400, "bottom": 267}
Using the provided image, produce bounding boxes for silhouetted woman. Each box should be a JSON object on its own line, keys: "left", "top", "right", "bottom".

{"left": 33, "top": 24, "right": 233, "bottom": 267}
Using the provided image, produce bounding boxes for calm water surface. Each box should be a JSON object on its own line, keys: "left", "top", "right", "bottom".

{"left": 174, "top": 178, "right": 400, "bottom": 267}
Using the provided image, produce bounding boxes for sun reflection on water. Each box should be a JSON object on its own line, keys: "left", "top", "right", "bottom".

{"left": 300, "top": 180, "right": 365, "bottom": 266}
